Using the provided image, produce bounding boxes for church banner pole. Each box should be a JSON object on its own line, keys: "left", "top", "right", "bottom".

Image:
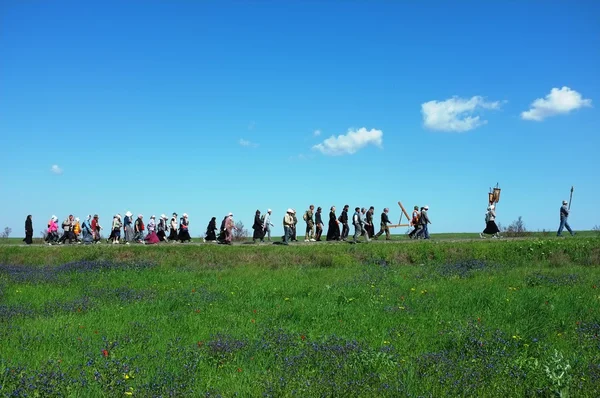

{"left": 568, "top": 186, "right": 574, "bottom": 210}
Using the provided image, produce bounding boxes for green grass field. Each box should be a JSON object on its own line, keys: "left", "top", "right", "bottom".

{"left": 1, "top": 237, "right": 599, "bottom": 396}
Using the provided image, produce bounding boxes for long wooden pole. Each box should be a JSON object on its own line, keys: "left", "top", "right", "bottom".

{"left": 568, "top": 186, "right": 574, "bottom": 210}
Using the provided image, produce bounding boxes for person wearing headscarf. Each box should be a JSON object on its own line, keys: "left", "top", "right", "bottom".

{"left": 91, "top": 215, "right": 102, "bottom": 244}
{"left": 252, "top": 210, "right": 264, "bottom": 243}
{"left": 283, "top": 209, "right": 294, "bottom": 245}
{"left": 290, "top": 210, "right": 298, "bottom": 242}
{"left": 71, "top": 217, "right": 81, "bottom": 243}
{"left": 481, "top": 205, "right": 501, "bottom": 238}
{"left": 205, "top": 217, "right": 217, "bottom": 242}
{"left": 338, "top": 205, "right": 350, "bottom": 241}
{"left": 46, "top": 215, "right": 59, "bottom": 245}
{"left": 81, "top": 215, "right": 94, "bottom": 244}
{"left": 23, "top": 215, "right": 33, "bottom": 245}
{"left": 327, "top": 206, "right": 340, "bottom": 241}
{"left": 315, "top": 207, "right": 324, "bottom": 241}
{"left": 144, "top": 215, "right": 160, "bottom": 244}
{"left": 134, "top": 214, "right": 145, "bottom": 243}
{"left": 123, "top": 211, "right": 133, "bottom": 244}
{"left": 110, "top": 214, "right": 122, "bottom": 244}
{"left": 178, "top": 213, "right": 191, "bottom": 243}
{"left": 416, "top": 205, "right": 431, "bottom": 239}
{"left": 223, "top": 213, "right": 237, "bottom": 245}
{"left": 58, "top": 215, "right": 75, "bottom": 244}
{"left": 168, "top": 213, "right": 179, "bottom": 241}
{"left": 157, "top": 214, "right": 168, "bottom": 242}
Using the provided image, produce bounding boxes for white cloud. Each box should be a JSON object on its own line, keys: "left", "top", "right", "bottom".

{"left": 313, "top": 129, "right": 321, "bottom": 136}
{"left": 239, "top": 138, "right": 258, "bottom": 148}
{"left": 50, "top": 164, "right": 63, "bottom": 174}
{"left": 521, "top": 86, "right": 592, "bottom": 121}
{"left": 421, "top": 96, "right": 501, "bottom": 132}
{"left": 312, "top": 127, "right": 383, "bottom": 156}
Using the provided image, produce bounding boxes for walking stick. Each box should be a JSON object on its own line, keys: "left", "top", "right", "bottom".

{"left": 568, "top": 186, "right": 574, "bottom": 210}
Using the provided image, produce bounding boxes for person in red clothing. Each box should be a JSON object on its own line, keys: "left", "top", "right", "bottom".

{"left": 91, "top": 215, "right": 102, "bottom": 244}
{"left": 134, "top": 214, "right": 145, "bottom": 243}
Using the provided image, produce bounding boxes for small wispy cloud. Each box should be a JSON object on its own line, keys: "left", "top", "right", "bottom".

{"left": 313, "top": 129, "right": 321, "bottom": 137}
{"left": 521, "top": 87, "right": 592, "bottom": 121}
{"left": 421, "top": 95, "right": 502, "bottom": 132}
{"left": 50, "top": 164, "right": 63, "bottom": 175}
{"left": 312, "top": 127, "right": 383, "bottom": 156}
{"left": 239, "top": 138, "right": 259, "bottom": 148}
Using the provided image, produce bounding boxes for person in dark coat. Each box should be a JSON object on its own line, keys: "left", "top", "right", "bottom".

{"left": 339, "top": 205, "right": 350, "bottom": 241}
{"left": 326, "top": 206, "right": 340, "bottom": 241}
{"left": 217, "top": 214, "right": 228, "bottom": 243}
{"left": 23, "top": 215, "right": 33, "bottom": 244}
{"left": 252, "top": 210, "right": 264, "bottom": 243}
{"left": 205, "top": 217, "right": 217, "bottom": 242}
{"left": 178, "top": 213, "right": 191, "bottom": 243}
{"left": 315, "top": 207, "right": 324, "bottom": 241}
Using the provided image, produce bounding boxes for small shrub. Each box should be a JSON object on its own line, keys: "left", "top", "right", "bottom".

{"left": 233, "top": 221, "right": 248, "bottom": 241}
{"left": 503, "top": 216, "right": 531, "bottom": 238}
{"left": 0, "top": 227, "right": 11, "bottom": 238}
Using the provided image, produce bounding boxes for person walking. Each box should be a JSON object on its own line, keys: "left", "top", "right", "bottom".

{"left": 417, "top": 205, "right": 431, "bottom": 239}
{"left": 339, "top": 205, "right": 350, "bottom": 241}
{"left": 408, "top": 206, "right": 421, "bottom": 239}
{"left": 58, "top": 215, "right": 75, "bottom": 244}
{"left": 481, "top": 205, "right": 501, "bottom": 238}
{"left": 252, "top": 210, "right": 264, "bottom": 243}
{"left": 283, "top": 209, "right": 294, "bottom": 245}
{"left": 315, "top": 207, "right": 324, "bottom": 241}
{"left": 145, "top": 215, "right": 160, "bottom": 244}
{"left": 110, "top": 214, "right": 122, "bottom": 244}
{"left": 263, "top": 209, "right": 274, "bottom": 241}
{"left": 353, "top": 207, "right": 370, "bottom": 243}
{"left": 290, "top": 210, "right": 298, "bottom": 242}
{"left": 326, "top": 206, "right": 340, "bottom": 241}
{"left": 224, "top": 213, "right": 236, "bottom": 245}
{"left": 374, "top": 208, "right": 392, "bottom": 240}
{"left": 23, "top": 215, "right": 33, "bottom": 245}
{"left": 91, "top": 215, "right": 102, "bottom": 244}
{"left": 557, "top": 200, "right": 575, "bottom": 237}
{"left": 168, "top": 213, "right": 179, "bottom": 242}
{"left": 72, "top": 217, "right": 81, "bottom": 243}
{"left": 123, "top": 211, "right": 134, "bottom": 244}
{"left": 157, "top": 214, "right": 168, "bottom": 242}
{"left": 46, "top": 215, "right": 59, "bottom": 245}
{"left": 304, "top": 205, "right": 316, "bottom": 242}
{"left": 365, "top": 207, "right": 375, "bottom": 238}
{"left": 134, "top": 215, "right": 145, "bottom": 243}
{"left": 205, "top": 217, "right": 218, "bottom": 242}
{"left": 178, "top": 213, "right": 191, "bottom": 243}
{"left": 81, "top": 215, "right": 93, "bottom": 244}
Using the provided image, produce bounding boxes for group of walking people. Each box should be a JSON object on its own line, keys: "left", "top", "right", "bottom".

{"left": 21, "top": 199, "right": 576, "bottom": 245}
{"left": 38, "top": 212, "right": 192, "bottom": 245}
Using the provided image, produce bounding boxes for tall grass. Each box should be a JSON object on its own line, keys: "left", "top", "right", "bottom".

{"left": 1, "top": 238, "right": 599, "bottom": 396}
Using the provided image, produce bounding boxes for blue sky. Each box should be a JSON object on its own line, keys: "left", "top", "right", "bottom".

{"left": 1, "top": 1, "right": 598, "bottom": 238}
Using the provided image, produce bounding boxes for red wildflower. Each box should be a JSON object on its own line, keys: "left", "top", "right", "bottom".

{"left": 237, "top": 368, "right": 242, "bottom": 373}
{"left": 102, "top": 349, "right": 109, "bottom": 358}
{"left": 195, "top": 309, "right": 201, "bottom": 313}
{"left": 197, "top": 341, "right": 204, "bottom": 348}
{"left": 477, "top": 318, "right": 481, "bottom": 323}
{"left": 301, "top": 335, "right": 306, "bottom": 341}
{"left": 251, "top": 319, "right": 255, "bottom": 323}
{"left": 192, "top": 288, "right": 196, "bottom": 293}
{"left": 253, "top": 309, "right": 257, "bottom": 313}
{"left": 94, "top": 330, "right": 98, "bottom": 334}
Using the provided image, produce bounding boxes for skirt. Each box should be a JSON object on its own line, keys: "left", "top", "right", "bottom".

{"left": 157, "top": 230, "right": 167, "bottom": 241}
{"left": 178, "top": 229, "right": 191, "bottom": 242}
{"left": 206, "top": 230, "right": 216, "bottom": 241}
{"left": 168, "top": 229, "right": 178, "bottom": 240}
{"left": 483, "top": 221, "right": 500, "bottom": 235}
{"left": 145, "top": 231, "right": 160, "bottom": 244}
{"left": 124, "top": 226, "right": 133, "bottom": 242}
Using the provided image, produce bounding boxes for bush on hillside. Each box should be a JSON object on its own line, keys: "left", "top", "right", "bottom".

{"left": 503, "top": 216, "right": 531, "bottom": 238}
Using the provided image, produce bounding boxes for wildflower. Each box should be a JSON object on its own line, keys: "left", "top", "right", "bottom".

{"left": 102, "top": 349, "right": 109, "bottom": 358}
{"left": 237, "top": 368, "right": 242, "bottom": 372}
{"left": 251, "top": 319, "right": 255, "bottom": 323}
{"left": 197, "top": 341, "right": 204, "bottom": 348}
{"left": 410, "top": 288, "right": 416, "bottom": 292}
{"left": 195, "top": 309, "right": 201, "bottom": 313}
{"left": 253, "top": 309, "right": 257, "bottom": 313}
{"left": 300, "top": 335, "right": 306, "bottom": 340}
{"left": 191, "top": 288, "right": 196, "bottom": 293}
{"left": 284, "top": 298, "right": 289, "bottom": 301}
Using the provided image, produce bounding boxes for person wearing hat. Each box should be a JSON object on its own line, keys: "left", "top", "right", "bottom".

{"left": 315, "top": 207, "right": 324, "bottom": 241}
{"left": 145, "top": 215, "right": 160, "bottom": 244}
{"left": 481, "top": 205, "right": 501, "bottom": 239}
{"left": 338, "top": 205, "right": 350, "bottom": 241}
{"left": 168, "top": 213, "right": 179, "bottom": 242}
{"left": 282, "top": 209, "right": 294, "bottom": 245}
{"left": 123, "top": 211, "right": 134, "bottom": 244}
{"left": 178, "top": 213, "right": 191, "bottom": 243}
{"left": 262, "top": 209, "right": 274, "bottom": 242}
{"left": 557, "top": 200, "right": 575, "bottom": 237}
{"left": 81, "top": 215, "right": 94, "bottom": 244}
{"left": 45, "top": 215, "right": 59, "bottom": 245}
{"left": 157, "top": 214, "right": 169, "bottom": 242}
{"left": 417, "top": 205, "right": 431, "bottom": 239}
{"left": 408, "top": 206, "right": 421, "bottom": 239}
{"left": 110, "top": 214, "right": 122, "bottom": 244}
{"left": 374, "top": 208, "right": 392, "bottom": 240}
{"left": 204, "top": 217, "right": 218, "bottom": 242}
{"left": 134, "top": 214, "right": 145, "bottom": 243}
{"left": 290, "top": 209, "right": 298, "bottom": 242}
{"left": 303, "top": 205, "right": 316, "bottom": 242}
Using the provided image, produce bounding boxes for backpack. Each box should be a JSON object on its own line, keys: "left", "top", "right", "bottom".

{"left": 260, "top": 214, "right": 265, "bottom": 223}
